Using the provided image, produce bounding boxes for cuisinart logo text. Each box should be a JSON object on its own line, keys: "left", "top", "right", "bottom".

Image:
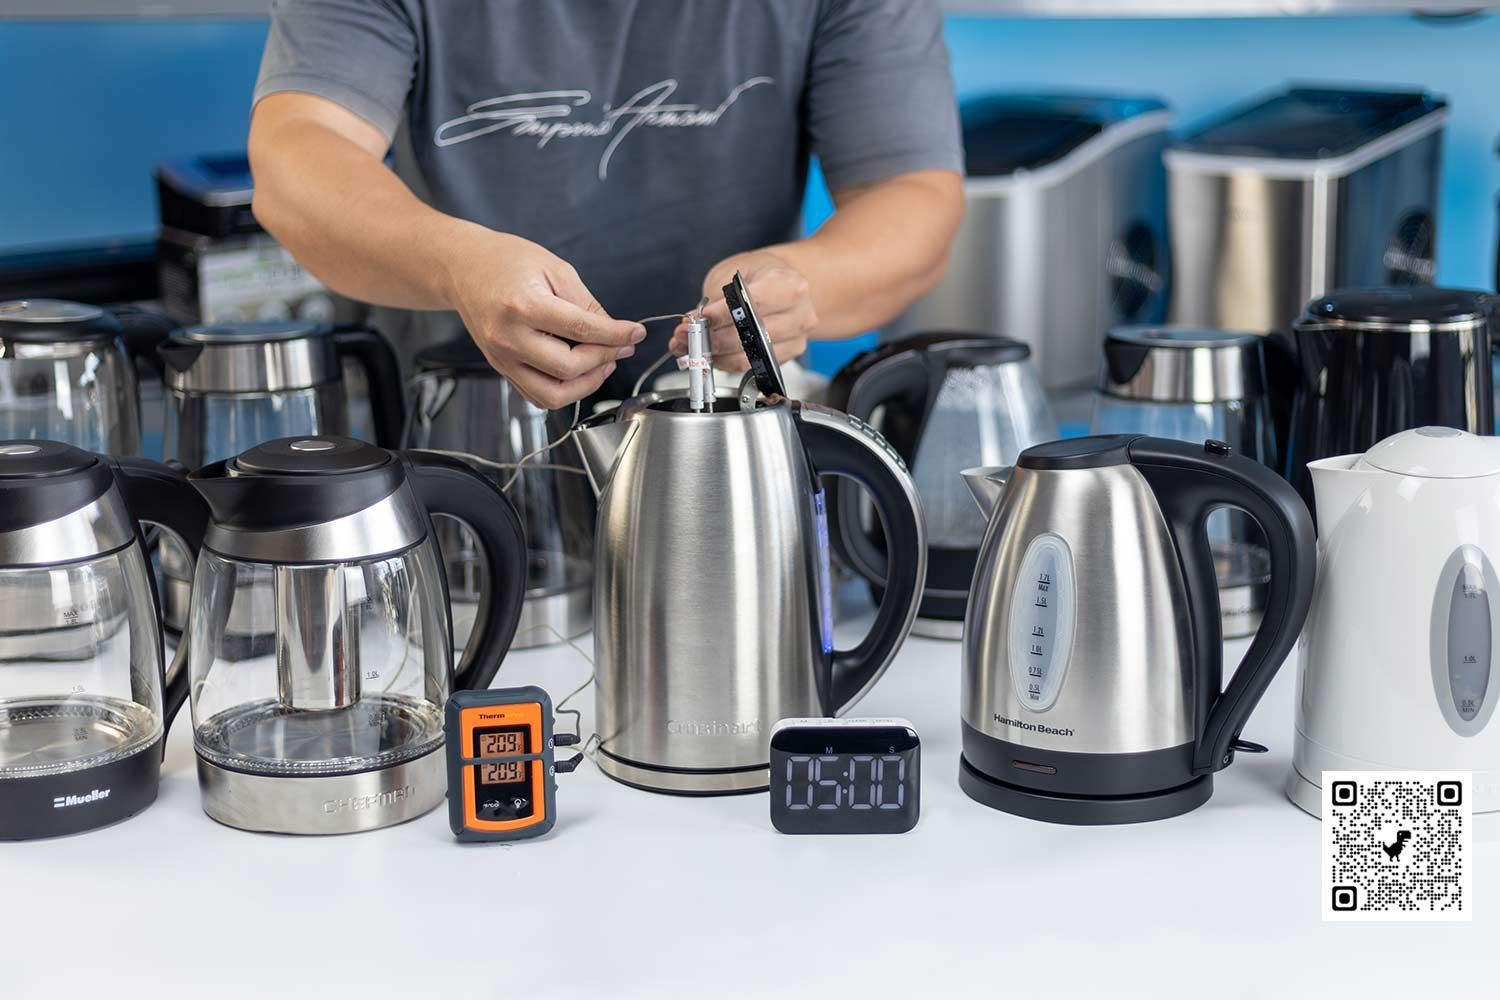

{"left": 668, "top": 719, "right": 762, "bottom": 737}
{"left": 322, "top": 784, "right": 414, "bottom": 815}
{"left": 995, "top": 715, "right": 1074, "bottom": 738}
{"left": 54, "top": 788, "right": 111, "bottom": 809}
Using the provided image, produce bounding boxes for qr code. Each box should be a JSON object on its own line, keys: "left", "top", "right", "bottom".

{"left": 1322, "top": 771, "right": 1472, "bottom": 922}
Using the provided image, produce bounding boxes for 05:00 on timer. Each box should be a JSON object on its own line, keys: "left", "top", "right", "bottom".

{"left": 784, "top": 754, "right": 907, "bottom": 811}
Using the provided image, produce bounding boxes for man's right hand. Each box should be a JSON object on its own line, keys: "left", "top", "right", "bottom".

{"left": 444, "top": 229, "right": 645, "bottom": 410}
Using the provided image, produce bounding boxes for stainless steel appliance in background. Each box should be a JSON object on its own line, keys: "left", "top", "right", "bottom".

{"left": 405, "top": 337, "right": 594, "bottom": 650}
{"left": 885, "top": 94, "right": 1172, "bottom": 389}
{"left": 154, "top": 320, "right": 405, "bottom": 643}
{"left": 0, "top": 299, "right": 174, "bottom": 455}
{"left": 1286, "top": 287, "right": 1496, "bottom": 504}
{"left": 1167, "top": 87, "right": 1447, "bottom": 335}
{"left": 178, "top": 437, "right": 527, "bottom": 834}
{"left": 0, "top": 443, "right": 205, "bottom": 839}
{"left": 1090, "top": 327, "right": 1277, "bottom": 637}
{"left": 959, "top": 436, "right": 1315, "bottom": 824}
{"left": 826, "top": 332, "right": 1057, "bottom": 638}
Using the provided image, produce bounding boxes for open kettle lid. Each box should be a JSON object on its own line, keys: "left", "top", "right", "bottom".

{"left": 1355, "top": 426, "right": 1500, "bottom": 479}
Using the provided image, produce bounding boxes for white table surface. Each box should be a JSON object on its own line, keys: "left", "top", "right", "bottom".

{"left": 5, "top": 597, "right": 1495, "bottom": 999}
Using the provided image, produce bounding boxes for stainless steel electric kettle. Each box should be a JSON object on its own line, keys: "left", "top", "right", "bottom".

{"left": 825, "top": 332, "right": 1057, "bottom": 639}
{"left": 960, "top": 434, "right": 1315, "bottom": 824}
{"left": 0, "top": 442, "right": 205, "bottom": 839}
{"left": 572, "top": 274, "right": 927, "bottom": 794}
{"left": 177, "top": 436, "right": 527, "bottom": 834}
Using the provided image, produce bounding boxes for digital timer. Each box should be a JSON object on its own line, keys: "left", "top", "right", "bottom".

{"left": 769, "top": 718, "right": 921, "bottom": 835}
{"left": 443, "top": 686, "right": 581, "bottom": 842}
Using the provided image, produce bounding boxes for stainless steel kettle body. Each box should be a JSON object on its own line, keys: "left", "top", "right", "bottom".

{"left": 959, "top": 435, "right": 1316, "bottom": 824}
{"left": 578, "top": 393, "right": 926, "bottom": 794}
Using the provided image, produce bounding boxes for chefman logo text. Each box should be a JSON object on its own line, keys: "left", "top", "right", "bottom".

{"left": 995, "top": 715, "right": 1074, "bottom": 738}
{"left": 53, "top": 789, "right": 111, "bottom": 809}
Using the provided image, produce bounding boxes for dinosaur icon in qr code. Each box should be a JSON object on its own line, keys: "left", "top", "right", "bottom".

{"left": 1381, "top": 830, "right": 1412, "bottom": 860}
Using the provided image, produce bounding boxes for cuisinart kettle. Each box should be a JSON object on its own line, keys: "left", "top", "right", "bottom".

{"left": 826, "top": 332, "right": 1057, "bottom": 638}
{"left": 573, "top": 275, "right": 927, "bottom": 794}
{"left": 177, "top": 436, "right": 527, "bottom": 834}
{"left": 1291, "top": 427, "right": 1500, "bottom": 816}
{"left": 0, "top": 442, "right": 205, "bottom": 839}
{"left": 960, "top": 435, "right": 1315, "bottom": 824}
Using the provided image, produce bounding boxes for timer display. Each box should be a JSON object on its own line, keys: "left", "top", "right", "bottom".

{"left": 769, "top": 719, "right": 920, "bottom": 835}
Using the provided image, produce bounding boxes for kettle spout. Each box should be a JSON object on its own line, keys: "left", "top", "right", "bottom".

{"left": 1308, "top": 455, "right": 1376, "bottom": 528}
{"left": 573, "top": 413, "right": 634, "bottom": 497}
{"left": 961, "top": 466, "right": 1012, "bottom": 519}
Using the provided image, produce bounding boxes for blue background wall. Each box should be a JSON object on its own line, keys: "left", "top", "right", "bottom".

{"left": 2, "top": 14, "right": 1497, "bottom": 374}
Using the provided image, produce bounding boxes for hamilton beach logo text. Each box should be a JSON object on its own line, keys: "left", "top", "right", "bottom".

{"left": 53, "top": 788, "right": 111, "bottom": 809}
{"left": 668, "top": 719, "right": 762, "bottom": 737}
{"left": 322, "top": 784, "right": 414, "bottom": 815}
{"left": 434, "top": 77, "right": 775, "bottom": 180}
{"left": 995, "top": 715, "right": 1075, "bottom": 738}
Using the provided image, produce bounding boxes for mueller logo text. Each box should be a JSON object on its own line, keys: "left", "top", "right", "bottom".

{"left": 53, "top": 788, "right": 111, "bottom": 809}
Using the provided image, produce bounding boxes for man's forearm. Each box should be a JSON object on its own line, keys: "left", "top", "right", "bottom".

{"left": 771, "top": 169, "right": 962, "bottom": 339}
{"left": 249, "top": 107, "right": 476, "bottom": 311}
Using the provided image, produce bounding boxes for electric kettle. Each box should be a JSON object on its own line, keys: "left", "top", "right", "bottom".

{"left": 405, "top": 336, "right": 593, "bottom": 650}
{"left": 0, "top": 441, "right": 205, "bottom": 839}
{"left": 1290, "top": 427, "right": 1500, "bottom": 816}
{"left": 825, "top": 332, "right": 1056, "bottom": 638}
{"left": 177, "top": 436, "right": 527, "bottom": 834}
{"left": 156, "top": 320, "right": 406, "bottom": 642}
{"left": 573, "top": 275, "right": 927, "bottom": 794}
{"left": 0, "top": 299, "right": 174, "bottom": 455}
{"left": 960, "top": 435, "right": 1315, "bottom": 824}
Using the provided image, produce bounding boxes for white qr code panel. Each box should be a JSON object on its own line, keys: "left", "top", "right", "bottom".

{"left": 1321, "top": 771, "right": 1472, "bottom": 921}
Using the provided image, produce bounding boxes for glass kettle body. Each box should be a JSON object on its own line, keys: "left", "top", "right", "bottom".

{"left": 0, "top": 442, "right": 205, "bottom": 839}
{"left": 959, "top": 435, "right": 1315, "bottom": 824}
{"left": 574, "top": 392, "right": 927, "bottom": 795}
{"left": 178, "top": 436, "right": 527, "bottom": 834}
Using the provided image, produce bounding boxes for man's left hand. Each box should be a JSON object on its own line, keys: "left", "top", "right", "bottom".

{"left": 670, "top": 250, "right": 817, "bottom": 371}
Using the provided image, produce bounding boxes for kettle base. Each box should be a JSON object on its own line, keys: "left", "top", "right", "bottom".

{"left": 595, "top": 747, "right": 768, "bottom": 796}
{"left": 959, "top": 755, "right": 1213, "bottom": 825}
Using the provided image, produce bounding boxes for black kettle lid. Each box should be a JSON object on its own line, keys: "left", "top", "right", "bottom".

{"left": 174, "top": 319, "right": 325, "bottom": 345}
{"left": 233, "top": 437, "right": 391, "bottom": 476}
{"left": 0, "top": 440, "right": 115, "bottom": 538}
{"left": 1304, "top": 287, "right": 1495, "bottom": 329}
{"left": 0, "top": 300, "right": 123, "bottom": 344}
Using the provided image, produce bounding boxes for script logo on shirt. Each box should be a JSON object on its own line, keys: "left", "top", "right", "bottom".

{"left": 434, "top": 76, "right": 774, "bottom": 180}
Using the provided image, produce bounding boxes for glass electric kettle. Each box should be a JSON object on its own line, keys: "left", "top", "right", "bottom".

{"left": 0, "top": 299, "right": 174, "bottom": 455}
{"left": 179, "top": 436, "right": 527, "bottom": 834}
{"left": 155, "top": 320, "right": 406, "bottom": 643}
{"left": 0, "top": 441, "right": 205, "bottom": 839}
{"left": 405, "top": 337, "right": 593, "bottom": 650}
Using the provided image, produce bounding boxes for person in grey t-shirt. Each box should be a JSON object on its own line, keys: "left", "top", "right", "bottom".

{"left": 249, "top": 0, "right": 963, "bottom": 407}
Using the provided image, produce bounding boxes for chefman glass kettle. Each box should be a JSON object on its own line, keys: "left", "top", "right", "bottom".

{"left": 177, "top": 436, "right": 527, "bottom": 834}
{"left": 826, "top": 332, "right": 1056, "bottom": 638}
{"left": 959, "top": 435, "right": 1315, "bottom": 824}
{"left": 0, "top": 442, "right": 205, "bottom": 839}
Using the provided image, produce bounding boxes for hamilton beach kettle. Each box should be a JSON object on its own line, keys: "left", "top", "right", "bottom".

{"left": 176, "top": 436, "right": 527, "bottom": 834}
{"left": 959, "top": 435, "right": 1315, "bottom": 824}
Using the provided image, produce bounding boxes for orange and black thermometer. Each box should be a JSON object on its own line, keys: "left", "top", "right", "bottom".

{"left": 444, "top": 686, "right": 581, "bottom": 842}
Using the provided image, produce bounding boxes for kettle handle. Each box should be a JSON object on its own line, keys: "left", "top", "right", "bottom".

{"left": 406, "top": 451, "right": 527, "bottom": 692}
{"left": 110, "top": 456, "right": 209, "bottom": 729}
{"left": 793, "top": 403, "right": 927, "bottom": 714}
{"left": 332, "top": 326, "right": 407, "bottom": 448}
{"left": 824, "top": 344, "right": 934, "bottom": 586}
{"left": 109, "top": 304, "right": 178, "bottom": 377}
{"left": 1129, "top": 438, "right": 1316, "bottom": 774}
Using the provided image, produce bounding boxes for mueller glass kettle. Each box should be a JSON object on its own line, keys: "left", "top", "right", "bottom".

{"left": 178, "top": 436, "right": 527, "bottom": 834}
{"left": 826, "top": 332, "right": 1056, "bottom": 638}
{"left": 960, "top": 435, "right": 1315, "bottom": 824}
{"left": 0, "top": 299, "right": 174, "bottom": 455}
{"left": 156, "top": 320, "right": 406, "bottom": 639}
{"left": 0, "top": 442, "right": 205, "bottom": 839}
{"left": 1090, "top": 326, "right": 1278, "bottom": 637}
{"left": 405, "top": 336, "right": 593, "bottom": 650}
{"left": 1290, "top": 427, "right": 1500, "bottom": 816}
{"left": 1286, "top": 287, "right": 1497, "bottom": 505}
{"left": 573, "top": 275, "right": 927, "bottom": 794}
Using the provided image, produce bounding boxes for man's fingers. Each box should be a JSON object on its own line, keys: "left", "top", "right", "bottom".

{"left": 526, "top": 292, "right": 645, "bottom": 348}
{"left": 522, "top": 329, "right": 631, "bottom": 381}
{"left": 508, "top": 360, "right": 617, "bottom": 411}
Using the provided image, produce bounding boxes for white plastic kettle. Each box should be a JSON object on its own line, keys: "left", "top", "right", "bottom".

{"left": 1289, "top": 426, "right": 1500, "bottom": 815}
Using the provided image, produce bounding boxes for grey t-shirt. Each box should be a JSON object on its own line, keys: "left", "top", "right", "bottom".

{"left": 254, "top": 0, "right": 962, "bottom": 389}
